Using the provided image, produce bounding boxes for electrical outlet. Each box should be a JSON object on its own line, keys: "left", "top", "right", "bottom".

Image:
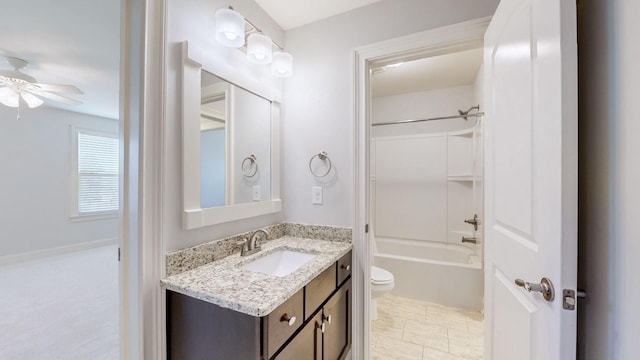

{"left": 312, "top": 187, "right": 323, "bottom": 205}
{"left": 253, "top": 186, "right": 261, "bottom": 201}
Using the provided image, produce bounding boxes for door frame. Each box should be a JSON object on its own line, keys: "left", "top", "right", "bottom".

{"left": 120, "top": 0, "right": 167, "bottom": 358}
{"left": 352, "top": 17, "right": 491, "bottom": 359}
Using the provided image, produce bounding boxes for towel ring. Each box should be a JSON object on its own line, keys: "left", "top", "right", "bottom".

{"left": 309, "top": 151, "right": 332, "bottom": 177}
{"left": 241, "top": 154, "right": 258, "bottom": 177}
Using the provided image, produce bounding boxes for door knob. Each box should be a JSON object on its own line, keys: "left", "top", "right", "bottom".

{"left": 515, "top": 277, "right": 555, "bottom": 301}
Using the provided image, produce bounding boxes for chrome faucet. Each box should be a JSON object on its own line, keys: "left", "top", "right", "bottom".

{"left": 241, "top": 229, "right": 269, "bottom": 256}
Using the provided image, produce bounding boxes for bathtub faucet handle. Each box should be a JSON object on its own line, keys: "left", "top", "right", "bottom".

{"left": 464, "top": 214, "right": 480, "bottom": 231}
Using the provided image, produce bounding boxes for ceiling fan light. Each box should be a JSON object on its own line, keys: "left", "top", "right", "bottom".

{"left": 215, "top": 8, "right": 245, "bottom": 48}
{"left": 21, "top": 92, "right": 44, "bottom": 108}
{"left": 271, "top": 52, "right": 293, "bottom": 78}
{"left": 247, "top": 33, "right": 273, "bottom": 64}
{"left": 0, "top": 87, "right": 19, "bottom": 108}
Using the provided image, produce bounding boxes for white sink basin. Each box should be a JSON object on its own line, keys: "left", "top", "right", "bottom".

{"left": 241, "top": 250, "right": 317, "bottom": 277}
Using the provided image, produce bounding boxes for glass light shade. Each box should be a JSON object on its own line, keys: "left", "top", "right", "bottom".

{"left": 271, "top": 52, "right": 293, "bottom": 77}
{"left": 0, "top": 87, "right": 19, "bottom": 108}
{"left": 21, "top": 92, "right": 44, "bottom": 108}
{"left": 247, "top": 33, "right": 273, "bottom": 64}
{"left": 215, "top": 8, "right": 245, "bottom": 48}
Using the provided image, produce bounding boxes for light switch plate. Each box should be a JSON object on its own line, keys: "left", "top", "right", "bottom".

{"left": 312, "top": 187, "right": 323, "bottom": 205}
{"left": 253, "top": 186, "right": 261, "bottom": 201}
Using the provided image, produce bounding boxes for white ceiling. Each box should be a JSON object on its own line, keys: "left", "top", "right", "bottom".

{"left": 371, "top": 48, "right": 484, "bottom": 98}
{"left": 0, "top": 1, "right": 479, "bottom": 119}
{"left": 254, "top": 0, "right": 383, "bottom": 30}
{"left": 0, "top": 0, "right": 120, "bottom": 120}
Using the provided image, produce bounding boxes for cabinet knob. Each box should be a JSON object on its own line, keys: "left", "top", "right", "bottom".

{"left": 316, "top": 321, "right": 325, "bottom": 333}
{"left": 340, "top": 264, "right": 350, "bottom": 271}
{"left": 323, "top": 314, "right": 332, "bottom": 324}
{"left": 280, "top": 313, "right": 297, "bottom": 327}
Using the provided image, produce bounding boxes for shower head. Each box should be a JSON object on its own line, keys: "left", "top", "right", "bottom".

{"left": 457, "top": 105, "right": 480, "bottom": 120}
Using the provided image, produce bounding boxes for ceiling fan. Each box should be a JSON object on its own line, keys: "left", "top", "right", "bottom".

{"left": 0, "top": 56, "right": 83, "bottom": 111}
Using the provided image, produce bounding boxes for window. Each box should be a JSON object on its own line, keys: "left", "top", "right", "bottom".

{"left": 71, "top": 128, "right": 119, "bottom": 219}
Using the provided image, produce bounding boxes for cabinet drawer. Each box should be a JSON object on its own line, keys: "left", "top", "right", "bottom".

{"left": 305, "top": 265, "right": 336, "bottom": 320}
{"left": 265, "top": 288, "right": 304, "bottom": 359}
{"left": 337, "top": 251, "right": 352, "bottom": 286}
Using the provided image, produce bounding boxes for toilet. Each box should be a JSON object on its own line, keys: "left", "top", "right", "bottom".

{"left": 370, "top": 230, "right": 395, "bottom": 320}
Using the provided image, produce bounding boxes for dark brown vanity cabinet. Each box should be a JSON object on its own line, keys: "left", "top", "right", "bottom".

{"left": 166, "top": 250, "right": 352, "bottom": 360}
{"left": 274, "top": 311, "right": 323, "bottom": 359}
{"left": 275, "top": 278, "right": 352, "bottom": 360}
{"left": 322, "top": 278, "right": 351, "bottom": 360}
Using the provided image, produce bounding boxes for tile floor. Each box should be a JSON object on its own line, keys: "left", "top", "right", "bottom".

{"left": 371, "top": 293, "right": 483, "bottom": 360}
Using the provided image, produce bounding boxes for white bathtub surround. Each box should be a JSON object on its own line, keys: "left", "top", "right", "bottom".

{"left": 371, "top": 293, "right": 483, "bottom": 360}
{"left": 165, "top": 222, "right": 351, "bottom": 276}
{"left": 374, "top": 236, "right": 483, "bottom": 310}
{"left": 372, "top": 123, "right": 483, "bottom": 256}
{"left": 162, "top": 236, "right": 351, "bottom": 316}
{"left": 0, "top": 244, "right": 119, "bottom": 360}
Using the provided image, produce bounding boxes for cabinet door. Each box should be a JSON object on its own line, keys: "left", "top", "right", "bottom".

{"left": 323, "top": 279, "right": 351, "bottom": 360}
{"left": 304, "top": 265, "right": 336, "bottom": 320}
{"left": 274, "top": 311, "right": 323, "bottom": 360}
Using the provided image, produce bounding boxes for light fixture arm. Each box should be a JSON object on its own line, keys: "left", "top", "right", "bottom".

{"left": 228, "top": 6, "right": 285, "bottom": 51}
{"left": 216, "top": 6, "right": 293, "bottom": 77}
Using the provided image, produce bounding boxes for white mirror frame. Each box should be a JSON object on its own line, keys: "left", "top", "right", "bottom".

{"left": 182, "top": 41, "right": 281, "bottom": 229}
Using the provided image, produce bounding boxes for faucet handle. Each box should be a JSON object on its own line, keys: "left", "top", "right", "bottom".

{"left": 237, "top": 238, "right": 249, "bottom": 252}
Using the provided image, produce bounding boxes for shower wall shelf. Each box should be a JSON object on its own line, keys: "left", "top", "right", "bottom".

{"left": 447, "top": 175, "right": 479, "bottom": 182}
{"left": 448, "top": 128, "right": 474, "bottom": 137}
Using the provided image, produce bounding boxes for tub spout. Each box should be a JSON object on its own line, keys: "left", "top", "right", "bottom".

{"left": 461, "top": 236, "right": 477, "bottom": 244}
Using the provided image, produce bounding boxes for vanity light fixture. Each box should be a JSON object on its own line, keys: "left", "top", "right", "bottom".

{"left": 271, "top": 51, "right": 293, "bottom": 77}
{"left": 214, "top": 7, "right": 245, "bottom": 47}
{"left": 214, "top": 6, "right": 293, "bottom": 78}
{"left": 247, "top": 33, "right": 273, "bottom": 64}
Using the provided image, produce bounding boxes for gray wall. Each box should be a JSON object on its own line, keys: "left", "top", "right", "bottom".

{"left": 282, "top": 0, "right": 499, "bottom": 227}
{"left": 0, "top": 106, "right": 119, "bottom": 256}
{"left": 578, "top": 0, "right": 640, "bottom": 358}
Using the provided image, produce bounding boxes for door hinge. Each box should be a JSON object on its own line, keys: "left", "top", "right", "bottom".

{"left": 365, "top": 224, "right": 369, "bottom": 233}
{"left": 118, "top": 247, "right": 121, "bottom": 262}
{"left": 563, "top": 288, "right": 587, "bottom": 310}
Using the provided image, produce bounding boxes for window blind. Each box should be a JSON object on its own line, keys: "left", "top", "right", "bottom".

{"left": 77, "top": 132, "right": 119, "bottom": 214}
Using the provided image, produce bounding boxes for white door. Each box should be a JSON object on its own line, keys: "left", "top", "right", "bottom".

{"left": 484, "top": 0, "right": 577, "bottom": 358}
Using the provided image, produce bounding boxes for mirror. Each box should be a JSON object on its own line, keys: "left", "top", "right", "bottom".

{"left": 182, "top": 41, "right": 281, "bottom": 229}
{"left": 199, "top": 71, "right": 271, "bottom": 209}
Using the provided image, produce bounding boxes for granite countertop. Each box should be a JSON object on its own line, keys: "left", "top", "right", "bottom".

{"left": 161, "top": 236, "right": 352, "bottom": 317}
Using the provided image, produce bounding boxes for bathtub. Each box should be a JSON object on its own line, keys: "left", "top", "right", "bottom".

{"left": 374, "top": 236, "right": 483, "bottom": 311}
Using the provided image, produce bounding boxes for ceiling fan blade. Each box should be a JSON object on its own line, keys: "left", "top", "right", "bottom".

{"left": 28, "top": 89, "right": 82, "bottom": 106}
{"left": 0, "top": 70, "right": 20, "bottom": 78}
{"left": 31, "top": 83, "right": 83, "bottom": 95}
{"left": 21, "top": 92, "right": 44, "bottom": 108}
{"left": 0, "top": 69, "right": 36, "bottom": 83}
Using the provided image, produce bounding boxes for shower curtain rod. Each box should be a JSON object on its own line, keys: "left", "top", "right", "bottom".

{"left": 372, "top": 112, "right": 484, "bottom": 127}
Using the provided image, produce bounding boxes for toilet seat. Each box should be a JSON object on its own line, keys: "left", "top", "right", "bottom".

{"left": 371, "top": 266, "right": 394, "bottom": 285}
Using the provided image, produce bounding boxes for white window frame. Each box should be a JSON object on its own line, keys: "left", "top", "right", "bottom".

{"left": 70, "top": 126, "right": 119, "bottom": 221}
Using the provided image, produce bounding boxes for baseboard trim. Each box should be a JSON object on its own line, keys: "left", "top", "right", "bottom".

{"left": 0, "top": 238, "right": 119, "bottom": 266}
